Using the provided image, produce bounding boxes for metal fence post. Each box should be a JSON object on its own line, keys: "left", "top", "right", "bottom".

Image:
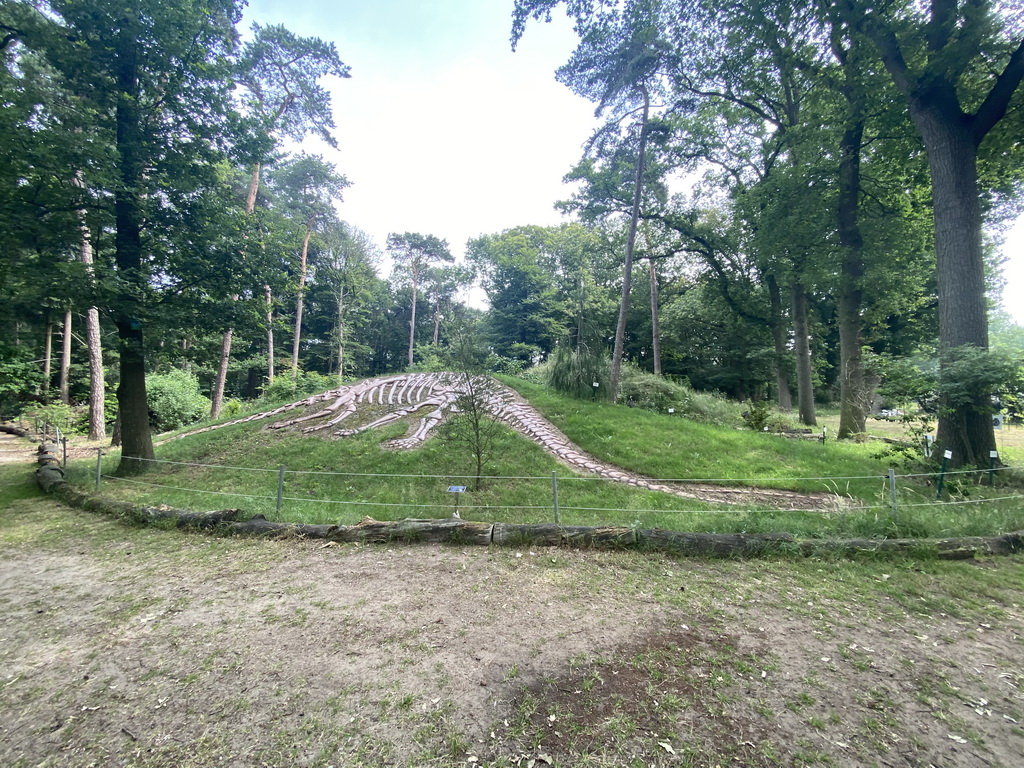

{"left": 277, "top": 464, "right": 286, "bottom": 514}
{"left": 95, "top": 449, "right": 103, "bottom": 491}
{"left": 887, "top": 468, "right": 898, "bottom": 519}
{"left": 552, "top": 471, "right": 560, "bottom": 525}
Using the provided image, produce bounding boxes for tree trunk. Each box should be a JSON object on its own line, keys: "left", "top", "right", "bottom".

{"left": 246, "top": 161, "right": 261, "bottom": 214}
{"left": 407, "top": 278, "right": 418, "bottom": 368}
{"left": 83, "top": 308, "right": 105, "bottom": 438}
{"left": 648, "top": 258, "right": 661, "bottom": 376}
{"left": 336, "top": 284, "right": 347, "bottom": 382}
{"left": 855, "top": 13, "right": 1024, "bottom": 465}
{"left": 266, "top": 285, "right": 275, "bottom": 384}
{"left": 432, "top": 300, "right": 441, "bottom": 346}
{"left": 291, "top": 219, "right": 314, "bottom": 377}
{"left": 917, "top": 114, "right": 995, "bottom": 466}
{"left": 42, "top": 317, "right": 52, "bottom": 400}
{"left": 112, "top": 25, "right": 154, "bottom": 474}
{"left": 75, "top": 179, "right": 106, "bottom": 440}
{"left": 766, "top": 275, "right": 792, "bottom": 411}
{"left": 610, "top": 86, "right": 651, "bottom": 400}
{"left": 791, "top": 282, "right": 816, "bottom": 426}
{"left": 836, "top": 82, "right": 868, "bottom": 438}
{"left": 213, "top": 164, "right": 262, "bottom": 417}
{"left": 210, "top": 328, "right": 233, "bottom": 418}
{"left": 59, "top": 308, "right": 72, "bottom": 405}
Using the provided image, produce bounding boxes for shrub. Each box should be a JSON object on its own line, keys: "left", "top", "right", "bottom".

{"left": 261, "top": 371, "right": 335, "bottom": 403}
{"left": 620, "top": 366, "right": 743, "bottom": 426}
{"left": 680, "top": 388, "right": 744, "bottom": 426}
{"left": 545, "top": 343, "right": 611, "bottom": 400}
{"left": 146, "top": 369, "right": 210, "bottom": 432}
{"left": 21, "top": 402, "right": 78, "bottom": 434}
{"left": 0, "top": 343, "right": 43, "bottom": 419}
{"left": 619, "top": 367, "right": 684, "bottom": 411}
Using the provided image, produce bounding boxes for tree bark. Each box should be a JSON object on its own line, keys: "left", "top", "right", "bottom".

{"left": 648, "top": 257, "right": 661, "bottom": 376}
{"left": 212, "top": 164, "right": 262, "bottom": 417}
{"left": 791, "top": 282, "right": 816, "bottom": 426}
{"left": 766, "top": 275, "right": 792, "bottom": 411}
{"left": 59, "top": 308, "right": 72, "bottom": 405}
{"left": 917, "top": 116, "right": 994, "bottom": 465}
{"left": 854, "top": 8, "right": 1024, "bottom": 465}
{"left": 432, "top": 299, "right": 441, "bottom": 346}
{"left": 291, "top": 218, "right": 314, "bottom": 377}
{"left": 836, "top": 79, "right": 868, "bottom": 438}
{"left": 42, "top": 317, "right": 52, "bottom": 400}
{"left": 74, "top": 178, "right": 106, "bottom": 440}
{"left": 407, "top": 276, "right": 418, "bottom": 368}
{"left": 210, "top": 328, "right": 233, "bottom": 418}
{"left": 266, "top": 285, "right": 275, "bottom": 384}
{"left": 610, "top": 86, "right": 650, "bottom": 401}
{"left": 112, "top": 22, "right": 155, "bottom": 474}
{"left": 336, "top": 284, "right": 347, "bottom": 382}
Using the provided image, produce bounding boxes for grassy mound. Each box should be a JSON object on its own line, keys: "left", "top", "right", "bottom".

{"left": 62, "top": 377, "right": 1024, "bottom": 540}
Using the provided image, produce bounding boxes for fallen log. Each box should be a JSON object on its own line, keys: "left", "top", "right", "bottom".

{"left": 36, "top": 464, "right": 66, "bottom": 492}
{"left": 493, "top": 523, "right": 636, "bottom": 548}
{"left": 639, "top": 529, "right": 796, "bottom": 557}
{"left": 795, "top": 533, "right": 1024, "bottom": 560}
{"left": 0, "top": 424, "right": 30, "bottom": 438}
{"left": 41, "top": 473, "right": 246, "bottom": 529}
{"left": 223, "top": 515, "right": 495, "bottom": 545}
{"left": 33, "top": 466, "right": 1024, "bottom": 560}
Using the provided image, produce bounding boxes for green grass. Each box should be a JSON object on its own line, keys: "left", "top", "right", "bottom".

{"left": 36, "top": 378, "right": 1024, "bottom": 540}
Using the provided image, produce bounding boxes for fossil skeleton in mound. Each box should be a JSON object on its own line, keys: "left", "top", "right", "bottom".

{"left": 165, "top": 372, "right": 838, "bottom": 509}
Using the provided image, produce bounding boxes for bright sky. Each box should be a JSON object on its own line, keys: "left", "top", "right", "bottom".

{"left": 242, "top": 0, "right": 1024, "bottom": 324}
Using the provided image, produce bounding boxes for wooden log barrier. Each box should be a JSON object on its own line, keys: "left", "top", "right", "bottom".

{"left": 639, "top": 529, "right": 796, "bottom": 556}
{"left": 0, "top": 424, "right": 30, "bottom": 438}
{"left": 36, "top": 464, "right": 66, "bottom": 492}
{"left": 223, "top": 516, "right": 495, "bottom": 545}
{"left": 32, "top": 466, "right": 1024, "bottom": 560}
{"left": 492, "top": 523, "right": 636, "bottom": 548}
{"left": 37, "top": 442, "right": 61, "bottom": 467}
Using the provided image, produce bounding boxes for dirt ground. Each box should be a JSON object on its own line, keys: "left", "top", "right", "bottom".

{"left": 1, "top": 432, "right": 1023, "bottom": 767}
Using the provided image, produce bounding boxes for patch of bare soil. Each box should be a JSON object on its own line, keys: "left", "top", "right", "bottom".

{"left": 2, "top": 453, "right": 1023, "bottom": 768}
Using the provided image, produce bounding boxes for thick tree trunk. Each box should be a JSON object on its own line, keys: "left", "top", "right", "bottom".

{"left": 648, "top": 258, "right": 661, "bottom": 376}
{"left": 610, "top": 88, "right": 650, "bottom": 401}
{"left": 856, "top": 15, "right": 1024, "bottom": 465}
{"left": 836, "top": 96, "right": 868, "bottom": 439}
{"left": 291, "top": 220, "right": 314, "bottom": 377}
{"left": 791, "top": 282, "right": 816, "bottom": 427}
{"left": 766, "top": 275, "right": 792, "bottom": 411}
{"left": 916, "top": 115, "right": 995, "bottom": 466}
{"left": 59, "top": 309, "right": 72, "bottom": 405}
{"left": 112, "top": 25, "right": 154, "bottom": 474}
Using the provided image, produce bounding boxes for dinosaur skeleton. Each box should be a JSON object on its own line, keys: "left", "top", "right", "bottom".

{"left": 163, "top": 373, "right": 837, "bottom": 509}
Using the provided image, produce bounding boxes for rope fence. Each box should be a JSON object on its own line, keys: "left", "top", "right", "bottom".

{"left": 86, "top": 450, "right": 1023, "bottom": 526}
